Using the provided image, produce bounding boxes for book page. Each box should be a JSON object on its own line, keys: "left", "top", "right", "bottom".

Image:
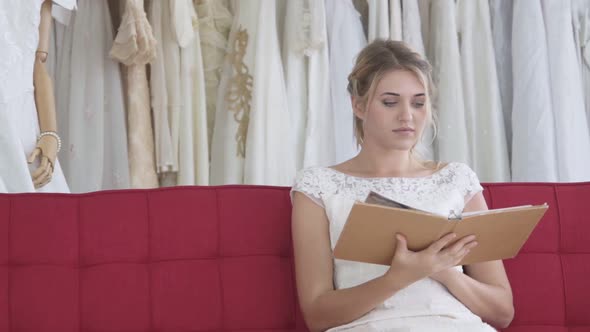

{"left": 364, "top": 191, "right": 440, "bottom": 215}
{"left": 364, "top": 191, "right": 414, "bottom": 209}
{"left": 462, "top": 204, "right": 538, "bottom": 218}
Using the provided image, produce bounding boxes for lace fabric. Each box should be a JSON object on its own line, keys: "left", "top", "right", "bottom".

{"left": 110, "top": 0, "right": 159, "bottom": 189}
{"left": 292, "top": 162, "right": 482, "bottom": 214}
{"left": 110, "top": 0, "right": 157, "bottom": 66}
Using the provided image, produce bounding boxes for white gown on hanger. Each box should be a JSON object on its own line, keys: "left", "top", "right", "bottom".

{"left": 402, "top": 0, "right": 425, "bottom": 55}
{"left": 401, "top": 0, "right": 434, "bottom": 161}
{"left": 325, "top": 0, "right": 366, "bottom": 164}
{"left": 211, "top": 0, "right": 295, "bottom": 185}
{"left": 511, "top": 0, "right": 558, "bottom": 182}
{"left": 417, "top": 0, "right": 432, "bottom": 56}
{"left": 0, "top": 0, "right": 71, "bottom": 193}
{"left": 428, "top": 0, "right": 470, "bottom": 165}
{"left": 148, "top": 0, "right": 175, "bottom": 180}
{"left": 283, "top": 0, "right": 334, "bottom": 170}
{"left": 489, "top": 0, "right": 514, "bottom": 158}
{"left": 190, "top": 11, "right": 210, "bottom": 186}
{"left": 389, "top": 0, "right": 402, "bottom": 40}
{"left": 282, "top": 0, "right": 307, "bottom": 171}
{"left": 172, "top": 0, "right": 202, "bottom": 186}
{"left": 54, "top": 0, "right": 130, "bottom": 192}
{"left": 209, "top": 0, "right": 248, "bottom": 185}
{"left": 195, "top": 0, "right": 233, "bottom": 154}
{"left": 367, "top": 0, "right": 389, "bottom": 41}
{"left": 149, "top": 0, "right": 204, "bottom": 186}
{"left": 541, "top": 0, "right": 590, "bottom": 182}
{"left": 456, "top": 0, "right": 510, "bottom": 182}
{"left": 242, "top": 0, "right": 296, "bottom": 185}
{"left": 572, "top": 0, "right": 590, "bottom": 131}
{"left": 169, "top": 0, "right": 195, "bottom": 186}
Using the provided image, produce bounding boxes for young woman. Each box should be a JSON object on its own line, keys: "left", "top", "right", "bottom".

{"left": 291, "top": 40, "right": 514, "bottom": 332}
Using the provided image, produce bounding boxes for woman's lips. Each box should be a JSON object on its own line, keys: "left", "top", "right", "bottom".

{"left": 393, "top": 128, "right": 415, "bottom": 132}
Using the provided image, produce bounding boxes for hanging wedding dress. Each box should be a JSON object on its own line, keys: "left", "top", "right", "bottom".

{"left": 149, "top": 0, "right": 204, "bottom": 186}
{"left": 367, "top": 0, "right": 389, "bottom": 41}
{"left": 282, "top": 0, "right": 307, "bottom": 171}
{"left": 428, "top": 0, "right": 470, "bottom": 165}
{"left": 402, "top": 0, "right": 425, "bottom": 55}
{"left": 110, "top": 0, "right": 159, "bottom": 189}
{"left": 170, "top": 0, "right": 200, "bottom": 186}
{"left": 211, "top": 0, "right": 295, "bottom": 185}
{"left": 511, "top": 0, "right": 558, "bottom": 182}
{"left": 242, "top": 0, "right": 296, "bottom": 185}
{"left": 417, "top": 0, "right": 431, "bottom": 56}
{"left": 148, "top": 0, "right": 175, "bottom": 179}
{"left": 541, "top": 0, "right": 590, "bottom": 182}
{"left": 489, "top": 0, "right": 514, "bottom": 159}
{"left": 0, "top": 0, "right": 70, "bottom": 193}
{"left": 456, "top": 0, "right": 510, "bottom": 182}
{"left": 190, "top": 8, "right": 210, "bottom": 185}
{"left": 52, "top": 5, "right": 73, "bottom": 188}
{"left": 389, "top": 0, "right": 402, "bottom": 40}
{"left": 325, "top": 0, "right": 366, "bottom": 164}
{"left": 400, "top": 0, "right": 434, "bottom": 161}
{"left": 195, "top": 0, "right": 233, "bottom": 154}
{"left": 209, "top": 0, "right": 248, "bottom": 185}
{"left": 283, "top": 0, "right": 334, "bottom": 171}
{"left": 53, "top": 0, "right": 130, "bottom": 192}
{"left": 572, "top": 0, "right": 590, "bottom": 131}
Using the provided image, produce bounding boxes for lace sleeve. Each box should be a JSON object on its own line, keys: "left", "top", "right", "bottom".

{"left": 290, "top": 167, "right": 324, "bottom": 208}
{"left": 458, "top": 163, "right": 484, "bottom": 203}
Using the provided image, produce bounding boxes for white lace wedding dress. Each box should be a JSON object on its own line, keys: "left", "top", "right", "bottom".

{"left": 291, "top": 162, "right": 496, "bottom": 331}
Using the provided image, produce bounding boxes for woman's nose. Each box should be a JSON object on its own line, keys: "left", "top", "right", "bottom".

{"left": 398, "top": 102, "right": 413, "bottom": 122}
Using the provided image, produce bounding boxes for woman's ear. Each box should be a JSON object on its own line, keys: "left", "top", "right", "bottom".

{"left": 351, "top": 96, "right": 366, "bottom": 120}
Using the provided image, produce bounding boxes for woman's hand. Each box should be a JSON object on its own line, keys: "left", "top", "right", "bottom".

{"left": 27, "top": 135, "right": 58, "bottom": 188}
{"left": 384, "top": 233, "right": 478, "bottom": 287}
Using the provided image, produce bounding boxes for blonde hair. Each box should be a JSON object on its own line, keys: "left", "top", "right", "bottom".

{"left": 347, "top": 39, "right": 437, "bottom": 159}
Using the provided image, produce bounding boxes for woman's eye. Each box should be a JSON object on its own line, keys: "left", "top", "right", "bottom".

{"left": 383, "top": 101, "right": 397, "bottom": 107}
{"left": 413, "top": 102, "right": 425, "bottom": 108}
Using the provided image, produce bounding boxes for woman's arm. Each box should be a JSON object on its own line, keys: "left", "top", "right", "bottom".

{"left": 292, "top": 192, "right": 475, "bottom": 332}
{"left": 292, "top": 192, "right": 404, "bottom": 331}
{"left": 430, "top": 192, "right": 515, "bottom": 328}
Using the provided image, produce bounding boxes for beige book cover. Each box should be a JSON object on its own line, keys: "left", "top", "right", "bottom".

{"left": 333, "top": 192, "right": 548, "bottom": 266}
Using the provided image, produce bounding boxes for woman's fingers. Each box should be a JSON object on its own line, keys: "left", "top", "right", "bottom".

{"left": 394, "top": 233, "right": 409, "bottom": 255}
{"left": 446, "top": 240, "right": 478, "bottom": 266}
{"left": 443, "top": 235, "right": 477, "bottom": 255}
{"left": 428, "top": 233, "right": 457, "bottom": 253}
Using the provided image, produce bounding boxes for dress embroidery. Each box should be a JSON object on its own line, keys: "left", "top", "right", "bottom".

{"left": 225, "top": 27, "right": 253, "bottom": 158}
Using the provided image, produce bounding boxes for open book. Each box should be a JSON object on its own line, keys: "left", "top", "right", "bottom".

{"left": 333, "top": 191, "right": 549, "bottom": 266}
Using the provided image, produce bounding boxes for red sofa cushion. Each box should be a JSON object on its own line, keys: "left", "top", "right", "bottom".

{"left": 0, "top": 183, "right": 589, "bottom": 332}
{"left": 486, "top": 183, "right": 590, "bottom": 332}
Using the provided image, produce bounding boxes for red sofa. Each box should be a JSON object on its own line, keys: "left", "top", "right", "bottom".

{"left": 0, "top": 183, "right": 588, "bottom": 332}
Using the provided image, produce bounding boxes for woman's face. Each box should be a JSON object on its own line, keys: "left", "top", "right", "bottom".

{"left": 354, "top": 69, "right": 428, "bottom": 152}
